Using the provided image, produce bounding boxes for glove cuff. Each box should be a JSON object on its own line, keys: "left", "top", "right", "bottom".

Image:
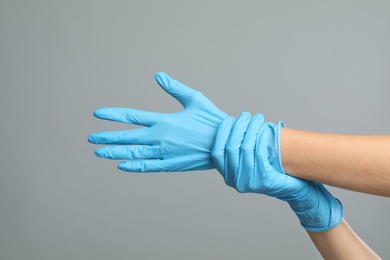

{"left": 289, "top": 182, "right": 344, "bottom": 232}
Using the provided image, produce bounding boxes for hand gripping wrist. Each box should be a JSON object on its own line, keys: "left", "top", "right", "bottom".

{"left": 211, "top": 112, "right": 343, "bottom": 232}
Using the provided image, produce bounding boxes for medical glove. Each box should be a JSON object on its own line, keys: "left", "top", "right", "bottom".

{"left": 211, "top": 112, "right": 343, "bottom": 232}
{"left": 88, "top": 72, "right": 230, "bottom": 172}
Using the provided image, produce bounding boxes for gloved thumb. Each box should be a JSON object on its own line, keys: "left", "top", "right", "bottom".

{"left": 154, "top": 72, "right": 197, "bottom": 107}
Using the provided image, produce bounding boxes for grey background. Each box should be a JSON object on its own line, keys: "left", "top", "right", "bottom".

{"left": 1, "top": 0, "right": 389, "bottom": 259}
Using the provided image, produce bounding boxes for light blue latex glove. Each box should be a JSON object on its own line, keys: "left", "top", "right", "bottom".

{"left": 88, "top": 72, "right": 230, "bottom": 172}
{"left": 211, "top": 112, "right": 343, "bottom": 232}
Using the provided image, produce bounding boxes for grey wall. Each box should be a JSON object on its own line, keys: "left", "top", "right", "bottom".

{"left": 1, "top": 1, "right": 390, "bottom": 259}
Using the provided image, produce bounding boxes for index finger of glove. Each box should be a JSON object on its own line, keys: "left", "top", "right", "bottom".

{"left": 154, "top": 72, "right": 197, "bottom": 107}
{"left": 88, "top": 128, "right": 154, "bottom": 145}
{"left": 94, "top": 108, "right": 163, "bottom": 127}
{"left": 254, "top": 124, "right": 287, "bottom": 196}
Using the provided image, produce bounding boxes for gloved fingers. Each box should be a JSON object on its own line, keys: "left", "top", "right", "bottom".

{"left": 225, "top": 112, "right": 251, "bottom": 187}
{"left": 254, "top": 124, "right": 286, "bottom": 194}
{"left": 254, "top": 124, "right": 275, "bottom": 182}
{"left": 236, "top": 113, "right": 264, "bottom": 191}
{"left": 211, "top": 117, "right": 236, "bottom": 174}
{"left": 95, "top": 145, "right": 164, "bottom": 160}
{"left": 88, "top": 128, "right": 154, "bottom": 145}
{"left": 93, "top": 108, "right": 163, "bottom": 127}
{"left": 154, "top": 72, "right": 197, "bottom": 107}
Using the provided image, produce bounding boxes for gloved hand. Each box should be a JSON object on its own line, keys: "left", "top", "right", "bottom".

{"left": 211, "top": 112, "right": 343, "bottom": 232}
{"left": 88, "top": 72, "right": 230, "bottom": 172}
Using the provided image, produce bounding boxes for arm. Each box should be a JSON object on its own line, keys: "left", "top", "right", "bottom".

{"left": 89, "top": 72, "right": 390, "bottom": 197}
{"left": 89, "top": 73, "right": 382, "bottom": 257}
{"left": 280, "top": 128, "right": 390, "bottom": 197}
{"left": 308, "top": 218, "right": 381, "bottom": 259}
{"left": 211, "top": 113, "right": 380, "bottom": 259}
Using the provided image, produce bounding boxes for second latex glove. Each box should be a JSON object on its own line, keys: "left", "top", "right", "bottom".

{"left": 88, "top": 72, "right": 230, "bottom": 172}
{"left": 211, "top": 112, "right": 343, "bottom": 232}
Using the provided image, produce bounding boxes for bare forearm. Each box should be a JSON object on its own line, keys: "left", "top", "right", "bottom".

{"left": 308, "top": 219, "right": 380, "bottom": 259}
{"left": 280, "top": 128, "right": 390, "bottom": 197}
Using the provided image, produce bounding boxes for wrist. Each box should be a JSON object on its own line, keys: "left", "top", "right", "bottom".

{"left": 289, "top": 182, "right": 343, "bottom": 232}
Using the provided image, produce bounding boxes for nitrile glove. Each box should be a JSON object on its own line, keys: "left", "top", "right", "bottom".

{"left": 88, "top": 72, "right": 230, "bottom": 172}
{"left": 211, "top": 112, "right": 343, "bottom": 232}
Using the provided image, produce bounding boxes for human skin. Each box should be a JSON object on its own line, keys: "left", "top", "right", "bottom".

{"left": 280, "top": 128, "right": 390, "bottom": 197}
{"left": 89, "top": 73, "right": 386, "bottom": 257}
{"left": 308, "top": 219, "right": 381, "bottom": 259}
